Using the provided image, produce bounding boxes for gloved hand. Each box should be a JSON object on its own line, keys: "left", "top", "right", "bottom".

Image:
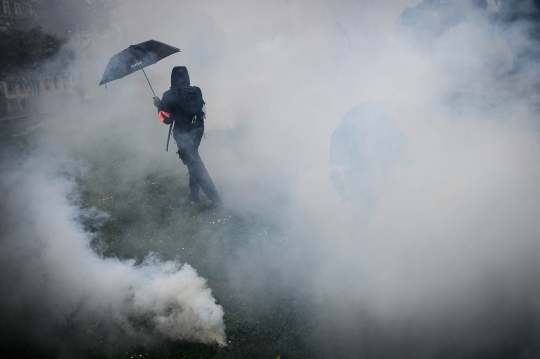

{"left": 153, "top": 96, "right": 161, "bottom": 108}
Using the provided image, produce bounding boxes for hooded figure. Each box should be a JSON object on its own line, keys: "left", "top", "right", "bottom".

{"left": 330, "top": 102, "right": 406, "bottom": 237}
{"left": 497, "top": 0, "right": 540, "bottom": 74}
{"left": 154, "top": 66, "right": 222, "bottom": 208}
{"left": 171, "top": 65, "right": 190, "bottom": 87}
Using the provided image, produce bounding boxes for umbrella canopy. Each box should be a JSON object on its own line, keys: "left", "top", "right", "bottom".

{"left": 99, "top": 40, "right": 180, "bottom": 86}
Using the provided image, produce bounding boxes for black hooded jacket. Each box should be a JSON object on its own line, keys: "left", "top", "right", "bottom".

{"left": 158, "top": 66, "right": 204, "bottom": 131}
{"left": 171, "top": 66, "right": 190, "bottom": 88}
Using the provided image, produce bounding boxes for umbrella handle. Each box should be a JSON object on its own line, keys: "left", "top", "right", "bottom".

{"left": 141, "top": 68, "right": 156, "bottom": 97}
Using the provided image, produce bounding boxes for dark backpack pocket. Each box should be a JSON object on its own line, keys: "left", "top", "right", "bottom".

{"left": 178, "top": 87, "right": 205, "bottom": 122}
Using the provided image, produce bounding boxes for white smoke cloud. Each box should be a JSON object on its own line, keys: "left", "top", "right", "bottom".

{"left": 3, "top": 0, "right": 540, "bottom": 356}
{"left": 0, "top": 150, "right": 225, "bottom": 347}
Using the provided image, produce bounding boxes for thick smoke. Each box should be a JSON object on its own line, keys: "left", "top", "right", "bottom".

{"left": 0, "top": 149, "right": 225, "bottom": 349}
{"left": 3, "top": 0, "right": 540, "bottom": 357}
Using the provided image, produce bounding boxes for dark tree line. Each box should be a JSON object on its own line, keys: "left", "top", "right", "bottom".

{"left": 0, "top": 0, "right": 118, "bottom": 101}
{"left": 0, "top": 22, "right": 72, "bottom": 98}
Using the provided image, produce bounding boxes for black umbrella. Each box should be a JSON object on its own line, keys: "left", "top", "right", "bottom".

{"left": 99, "top": 40, "right": 180, "bottom": 96}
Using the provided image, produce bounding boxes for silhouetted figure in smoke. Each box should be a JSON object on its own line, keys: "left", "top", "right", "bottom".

{"left": 399, "top": 0, "right": 445, "bottom": 50}
{"left": 399, "top": 0, "right": 503, "bottom": 69}
{"left": 401, "top": 0, "right": 488, "bottom": 34}
{"left": 154, "top": 66, "right": 222, "bottom": 209}
{"left": 496, "top": 0, "right": 540, "bottom": 74}
{"left": 329, "top": 102, "right": 406, "bottom": 237}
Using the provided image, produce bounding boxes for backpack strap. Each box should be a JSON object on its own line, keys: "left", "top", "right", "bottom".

{"left": 166, "top": 122, "right": 173, "bottom": 152}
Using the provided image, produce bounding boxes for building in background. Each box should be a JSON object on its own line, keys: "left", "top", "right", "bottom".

{"left": 1, "top": 0, "right": 33, "bottom": 18}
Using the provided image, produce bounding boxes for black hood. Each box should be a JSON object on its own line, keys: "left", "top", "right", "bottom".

{"left": 171, "top": 66, "right": 190, "bottom": 88}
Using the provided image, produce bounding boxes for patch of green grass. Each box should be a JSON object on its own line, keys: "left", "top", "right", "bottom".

{"left": 71, "top": 136, "right": 313, "bottom": 359}
{"left": 3, "top": 115, "right": 536, "bottom": 359}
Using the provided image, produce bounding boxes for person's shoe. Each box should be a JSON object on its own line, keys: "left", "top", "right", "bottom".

{"left": 188, "top": 194, "right": 201, "bottom": 203}
{"left": 180, "top": 194, "right": 200, "bottom": 205}
{"left": 208, "top": 198, "right": 223, "bottom": 210}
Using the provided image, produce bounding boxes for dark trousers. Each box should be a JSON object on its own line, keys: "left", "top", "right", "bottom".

{"left": 174, "top": 126, "right": 219, "bottom": 201}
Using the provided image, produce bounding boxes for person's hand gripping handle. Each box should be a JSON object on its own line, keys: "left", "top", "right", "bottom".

{"left": 153, "top": 96, "right": 161, "bottom": 109}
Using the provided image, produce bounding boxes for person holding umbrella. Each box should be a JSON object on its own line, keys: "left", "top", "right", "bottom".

{"left": 153, "top": 66, "right": 222, "bottom": 209}
{"left": 99, "top": 40, "right": 222, "bottom": 209}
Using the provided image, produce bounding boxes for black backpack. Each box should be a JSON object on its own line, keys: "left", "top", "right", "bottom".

{"left": 164, "top": 86, "right": 205, "bottom": 152}
{"left": 176, "top": 86, "right": 205, "bottom": 123}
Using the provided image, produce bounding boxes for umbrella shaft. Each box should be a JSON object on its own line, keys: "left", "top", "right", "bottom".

{"left": 141, "top": 68, "right": 156, "bottom": 97}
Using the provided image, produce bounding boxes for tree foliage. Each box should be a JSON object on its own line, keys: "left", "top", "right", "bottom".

{"left": 0, "top": 21, "right": 74, "bottom": 97}
{"left": 0, "top": 0, "right": 117, "bottom": 100}
{"left": 31, "top": 0, "right": 119, "bottom": 100}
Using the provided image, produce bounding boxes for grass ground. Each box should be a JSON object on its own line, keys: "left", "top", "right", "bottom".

{"left": 0, "top": 114, "right": 315, "bottom": 359}
{"left": 77, "top": 158, "right": 313, "bottom": 359}
{"left": 1, "top": 114, "right": 538, "bottom": 359}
